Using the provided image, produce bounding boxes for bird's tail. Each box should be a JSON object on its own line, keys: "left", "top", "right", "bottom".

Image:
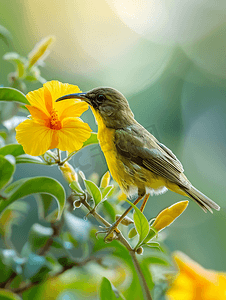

{"left": 182, "top": 185, "right": 220, "bottom": 213}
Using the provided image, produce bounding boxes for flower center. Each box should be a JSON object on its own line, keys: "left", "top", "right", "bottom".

{"left": 50, "top": 109, "right": 62, "bottom": 130}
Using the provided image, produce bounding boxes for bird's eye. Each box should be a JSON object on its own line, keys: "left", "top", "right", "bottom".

{"left": 96, "top": 94, "right": 105, "bottom": 103}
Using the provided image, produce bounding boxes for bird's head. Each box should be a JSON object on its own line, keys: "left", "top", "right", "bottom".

{"left": 56, "top": 87, "right": 134, "bottom": 128}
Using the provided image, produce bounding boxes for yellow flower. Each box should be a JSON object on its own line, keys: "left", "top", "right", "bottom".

{"left": 100, "top": 171, "right": 111, "bottom": 188}
{"left": 166, "top": 252, "right": 226, "bottom": 300}
{"left": 28, "top": 36, "right": 55, "bottom": 68}
{"left": 59, "top": 162, "right": 78, "bottom": 184}
{"left": 16, "top": 80, "right": 91, "bottom": 156}
{"left": 152, "top": 200, "right": 188, "bottom": 232}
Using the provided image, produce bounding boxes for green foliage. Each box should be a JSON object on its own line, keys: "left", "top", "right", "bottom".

{"left": 0, "top": 289, "right": 22, "bottom": 300}
{"left": 0, "top": 24, "right": 180, "bottom": 300}
{"left": 84, "top": 179, "right": 102, "bottom": 206}
{"left": 0, "top": 88, "right": 28, "bottom": 105}
{"left": 28, "top": 224, "right": 53, "bottom": 252}
{"left": 125, "top": 199, "right": 150, "bottom": 248}
{"left": 23, "top": 253, "right": 51, "bottom": 282}
{"left": 0, "top": 24, "right": 13, "bottom": 46}
{"left": 99, "top": 277, "right": 118, "bottom": 300}
{"left": 82, "top": 132, "right": 98, "bottom": 148}
{"left": 0, "top": 177, "right": 66, "bottom": 220}
{"left": 0, "top": 155, "right": 15, "bottom": 191}
{"left": 69, "top": 181, "right": 84, "bottom": 195}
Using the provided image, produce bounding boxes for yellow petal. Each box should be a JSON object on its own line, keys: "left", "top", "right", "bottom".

{"left": 26, "top": 87, "right": 50, "bottom": 117}
{"left": 26, "top": 105, "right": 49, "bottom": 125}
{"left": 57, "top": 117, "right": 91, "bottom": 153}
{"left": 43, "top": 85, "right": 53, "bottom": 114}
{"left": 166, "top": 252, "right": 226, "bottom": 300}
{"left": 44, "top": 80, "right": 82, "bottom": 103}
{"left": 28, "top": 36, "right": 55, "bottom": 68}
{"left": 16, "top": 119, "right": 53, "bottom": 156}
{"left": 173, "top": 252, "right": 217, "bottom": 284}
{"left": 56, "top": 101, "right": 89, "bottom": 120}
{"left": 152, "top": 200, "right": 188, "bottom": 232}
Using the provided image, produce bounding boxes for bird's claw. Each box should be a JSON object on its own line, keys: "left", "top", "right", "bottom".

{"left": 95, "top": 223, "right": 119, "bottom": 243}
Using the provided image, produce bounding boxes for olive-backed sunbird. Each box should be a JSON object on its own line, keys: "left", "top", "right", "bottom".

{"left": 56, "top": 87, "right": 220, "bottom": 232}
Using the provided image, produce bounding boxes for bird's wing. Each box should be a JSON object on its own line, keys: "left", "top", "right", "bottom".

{"left": 114, "top": 126, "right": 184, "bottom": 185}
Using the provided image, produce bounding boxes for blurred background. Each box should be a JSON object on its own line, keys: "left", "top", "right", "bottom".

{"left": 1, "top": 0, "right": 226, "bottom": 298}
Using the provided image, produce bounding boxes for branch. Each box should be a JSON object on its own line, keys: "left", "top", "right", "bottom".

{"left": 81, "top": 197, "right": 153, "bottom": 300}
{"left": 12, "top": 255, "right": 103, "bottom": 294}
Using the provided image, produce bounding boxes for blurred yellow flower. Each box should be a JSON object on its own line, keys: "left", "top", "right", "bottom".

{"left": 166, "top": 252, "right": 226, "bottom": 300}
{"left": 28, "top": 36, "right": 55, "bottom": 68}
{"left": 152, "top": 200, "right": 188, "bottom": 232}
{"left": 16, "top": 80, "right": 91, "bottom": 156}
{"left": 59, "top": 162, "right": 78, "bottom": 184}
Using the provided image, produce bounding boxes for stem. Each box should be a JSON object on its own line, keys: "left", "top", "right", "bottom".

{"left": 129, "top": 250, "right": 153, "bottom": 300}
{"left": 12, "top": 255, "right": 101, "bottom": 294}
{"left": 80, "top": 197, "right": 152, "bottom": 300}
{"left": 60, "top": 150, "right": 77, "bottom": 165}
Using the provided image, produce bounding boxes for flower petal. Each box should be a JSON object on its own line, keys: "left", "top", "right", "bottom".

{"left": 26, "top": 87, "right": 50, "bottom": 117}
{"left": 44, "top": 80, "right": 82, "bottom": 103}
{"left": 57, "top": 101, "right": 89, "bottom": 120}
{"left": 26, "top": 105, "right": 49, "bottom": 125}
{"left": 16, "top": 119, "right": 53, "bottom": 156}
{"left": 57, "top": 117, "right": 91, "bottom": 153}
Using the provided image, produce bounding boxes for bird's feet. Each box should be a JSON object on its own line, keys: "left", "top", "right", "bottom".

{"left": 96, "top": 222, "right": 120, "bottom": 243}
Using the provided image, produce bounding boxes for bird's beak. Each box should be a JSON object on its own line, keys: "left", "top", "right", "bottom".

{"left": 55, "top": 93, "right": 90, "bottom": 104}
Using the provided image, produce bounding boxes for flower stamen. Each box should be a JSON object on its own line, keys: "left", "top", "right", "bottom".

{"left": 50, "top": 109, "right": 62, "bottom": 130}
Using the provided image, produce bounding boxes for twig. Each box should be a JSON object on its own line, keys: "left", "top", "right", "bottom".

{"left": 12, "top": 255, "right": 102, "bottom": 294}
{"left": 38, "top": 220, "right": 63, "bottom": 256}
{"left": 80, "top": 197, "right": 153, "bottom": 300}
{"left": 60, "top": 150, "right": 77, "bottom": 165}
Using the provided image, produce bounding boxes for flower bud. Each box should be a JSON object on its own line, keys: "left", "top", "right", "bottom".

{"left": 136, "top": 247, "right": 144, "bottom": 255}
{"left": 59, "top": 162, "right": 78, "bottom": 184}
{"left": 100, "top": 171, "right": 110, "bottom": 188}
{"left": 28, "top": 36, "right": 55, "bottom": 68}
{"left": 73, "top": 200, "right": 82, "bottom": 209}
{"left": 152, "top": 200, "right": 189, "bottom": 232}
{"left": 116, "top": 214, "right": 134, "bottom": 226}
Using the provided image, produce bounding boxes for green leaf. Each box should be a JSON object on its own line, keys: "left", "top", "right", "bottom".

{"left": 84, "top": 179, "right": 102, "bottom": 206}
{"left": 69, "top": 181, "right": 84, "bottom": 195}
{"left": 0, "top": 289, "right": 22, "bottom": 300}
{"left": 128, "top": 227, "right": 137, "bottom": 239}
{"left": 0, "top": 144, "right": 24, "bottom": 157}
{"left": 144, "top": 242, "right": 160, "bottom": 249}
{"left": 102, "top": 201, "right": 116, "bottom": 222}
{"left": 143, "top": 227, "right": 158, "bottom": 244}
{"left": 100, "top": 277, "right": 117, "bottom": 300}
{"left": 101, "top": 185, "right": 114, "bottom": 200}
{"left": 0, "top": 131, "right": 7, "bottom": 140}
{"left": 3, "top": 53, "right": 26, "bottom": 78}
{"left": 0, "top": 250, "right": 14, "bottom": 283}
{"left": 125, "top": 199, "right": 149, "bottom": 247}
{"left": 82, "top": 132, "right": 98, "bottom": 148}
{"left": 0, "top": 177, "right": 66, "bottom": 220}
{"left": 0, "top": 208, "right": 20, "bottom": 239}
{"left": 16, "top": 154, "right": 46, "bottom": 164}
{"left": 35, "top": 194, "right": 54, "bottom": 220}
{"left": 142, "top": 256, "right": 170, "bottom": 266}
{"left": 0, "top": 155, "right": 15, "bottom": 191}
{"left": 0, "top": 24, "right": 13, "bottom": 46}
{"left": 28, "top": 223, "right": 53, "bottom": 252}
{"left": 0, "top": 87, "right": 28, "bottom": 105}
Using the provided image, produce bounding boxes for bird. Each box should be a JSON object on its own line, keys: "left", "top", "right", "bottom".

{"left": 56, "top": 87, "right": 220, "bottom": 238}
